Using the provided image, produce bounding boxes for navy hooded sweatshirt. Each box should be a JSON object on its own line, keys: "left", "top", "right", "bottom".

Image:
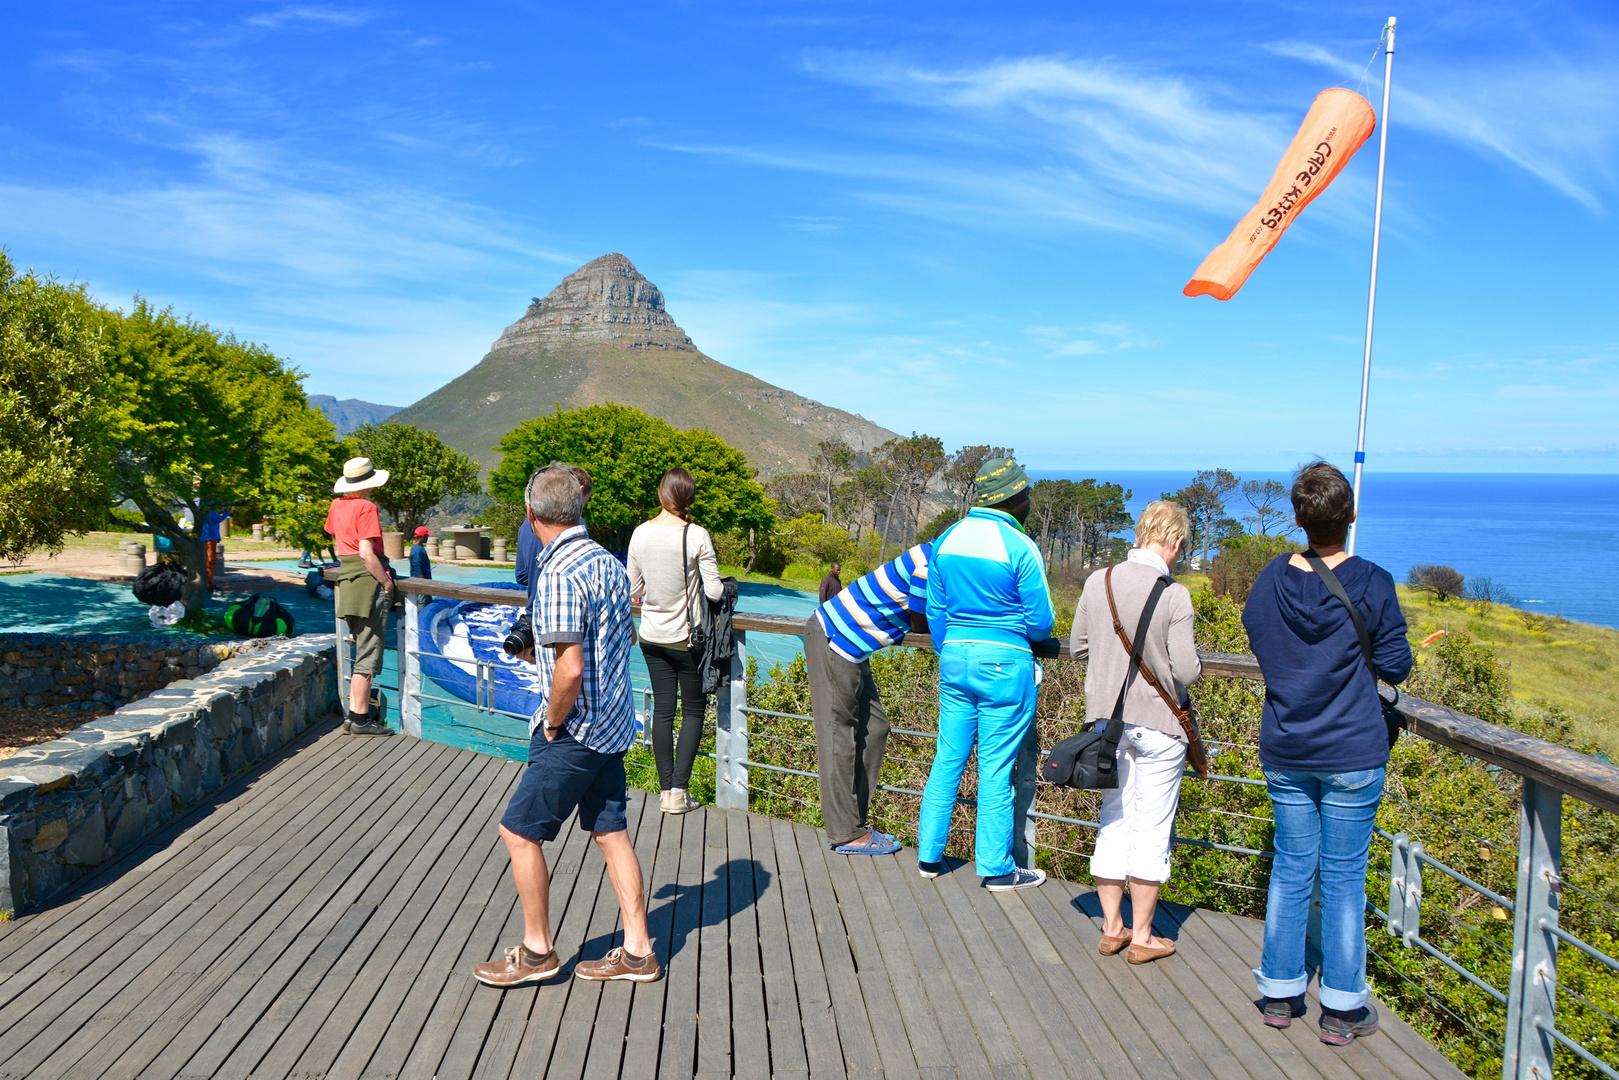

{"left": 1241, "top": 554, "right": 1414, "bottom": 774}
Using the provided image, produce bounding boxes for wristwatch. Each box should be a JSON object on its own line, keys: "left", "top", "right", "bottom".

{"left": 545, "top": 723, "right": 567, "bottom": 733}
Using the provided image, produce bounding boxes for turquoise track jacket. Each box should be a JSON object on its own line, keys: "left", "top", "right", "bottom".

{"left": 926, "top": 507, "right": 1054, "bottom": 652}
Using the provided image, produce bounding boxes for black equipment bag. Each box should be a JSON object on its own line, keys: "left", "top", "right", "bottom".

{"left": 225, "top": 592, "right": 296, "bottom": 638}
{"left": 1304, "top": 551, "right": 1405, "bottom": 748}
{"left": 133, "top": 562, "right": 186, "bottom": 607}
{"left": 1042, "top": 575, "right": 1171, "bottom": 790}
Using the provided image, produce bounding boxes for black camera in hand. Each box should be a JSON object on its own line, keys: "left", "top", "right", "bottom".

{"left": 503, "top": 612, "right": 535, "bottom": 657}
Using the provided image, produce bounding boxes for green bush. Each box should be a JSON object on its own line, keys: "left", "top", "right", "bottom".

{"left": 1210, "top": 532, "right": 1298, "bottom": 602}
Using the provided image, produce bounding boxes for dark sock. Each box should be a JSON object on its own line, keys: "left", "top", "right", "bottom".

{"left": 520, "top": 944, "right": 551, "bottom": 964}
{"left": 623, "top": 949, "right": 649, "bottom": 966}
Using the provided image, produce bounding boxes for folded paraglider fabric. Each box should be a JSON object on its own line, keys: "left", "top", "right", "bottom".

{"left": 133, "top": 563, "right": 186, "bottom": 607}
{"left": 1185, "top": 89, "right": 1376, "bottom": 301}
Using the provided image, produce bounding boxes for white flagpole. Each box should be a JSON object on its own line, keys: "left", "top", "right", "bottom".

{"left": 1347, "top": 16, "right": 1395, "bottom": 556}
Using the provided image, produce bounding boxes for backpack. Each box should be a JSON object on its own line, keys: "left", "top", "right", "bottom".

{"left": 132, "top": 562, "right": 186, "bottom": 606}
{"left": 225, "top": 592, "right": 296, "bottom": 638}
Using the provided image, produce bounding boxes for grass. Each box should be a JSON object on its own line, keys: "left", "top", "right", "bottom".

{"left": 716, "top": 562, "right": 822, "bottom": 594}
{"left": 1398, "top": 585, "right": 1619, "bottom": 757}
{"left": 39, "top": 530, "right": 297, "bottom": 557}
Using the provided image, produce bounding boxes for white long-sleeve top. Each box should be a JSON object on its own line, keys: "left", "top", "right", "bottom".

{"left": 626, "top": 517, "right": 724, "bottom": 646}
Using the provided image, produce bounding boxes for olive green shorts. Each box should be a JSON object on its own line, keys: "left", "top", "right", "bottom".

{"left": 344, "top": 598, "right": 389, "bottom": 678}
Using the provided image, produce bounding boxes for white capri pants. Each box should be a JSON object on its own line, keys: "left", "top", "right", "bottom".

{"left": 1089, "top": 725, "right": 1188, "bottom": 883}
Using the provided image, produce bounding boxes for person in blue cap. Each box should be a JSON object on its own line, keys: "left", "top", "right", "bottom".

{"left": 917, "top": 456, "right": 1054, "bottom": 891}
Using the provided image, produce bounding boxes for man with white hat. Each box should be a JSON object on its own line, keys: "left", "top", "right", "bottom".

{"left": 326, "top": 457, "right": 396, "bottom": 736}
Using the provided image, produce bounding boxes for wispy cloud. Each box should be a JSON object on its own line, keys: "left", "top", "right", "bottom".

{"left": 246, "top": 5, "right": 373, "bottom": 30}
{"left": 1266, "top": 38, "right": 1619, "bottom": 210}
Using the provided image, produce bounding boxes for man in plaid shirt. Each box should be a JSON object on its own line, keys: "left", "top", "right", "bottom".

{"left": 474, "top": 466, "right": 660, "bottom": 988}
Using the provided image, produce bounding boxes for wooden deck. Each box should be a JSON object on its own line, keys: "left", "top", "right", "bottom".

{"left": 0, "top": 722, "right": 1465, "bottom": 1080}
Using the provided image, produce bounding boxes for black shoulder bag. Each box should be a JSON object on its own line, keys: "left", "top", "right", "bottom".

{"left": 1304, "top": 551, "right": 1405, "bottom": 748}
{"left": 1043, "top": 575, "right": 1170, "bottom": 790}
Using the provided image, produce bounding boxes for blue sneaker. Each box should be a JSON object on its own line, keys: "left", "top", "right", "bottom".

{"left": 917, "top": 860, "right": 944, "bottom": 879}
{"left": 982, "top": 867, "right": 1046, "bottom": 892}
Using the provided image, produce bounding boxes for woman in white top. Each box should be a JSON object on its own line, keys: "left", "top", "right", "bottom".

{"left": 626, "top": 468, "right": 724, "bottom": 814}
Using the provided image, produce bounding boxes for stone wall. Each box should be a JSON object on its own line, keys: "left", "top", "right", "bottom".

{"left": 0, "top": 633, "right": 245, "bottom": 710}
{"left": 0, "top": 635, "right": 340, "bottom": 916}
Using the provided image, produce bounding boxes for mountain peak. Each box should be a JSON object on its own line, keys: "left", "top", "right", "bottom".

{"left": 495, "top": 252, "right": 694, "bottom": 353}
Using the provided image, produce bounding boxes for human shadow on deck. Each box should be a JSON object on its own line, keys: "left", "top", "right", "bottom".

{"left": 1070, "top": 890, "right": 1195, "bottom": 942}
{"left": 583, "top": 858, "right": 772, "bottom": 963}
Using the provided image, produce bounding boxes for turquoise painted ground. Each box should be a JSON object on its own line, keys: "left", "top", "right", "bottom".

{"left": 0, "top": 559, "right": 818, "bottom": 762}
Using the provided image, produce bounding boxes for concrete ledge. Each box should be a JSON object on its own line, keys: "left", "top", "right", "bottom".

{"left": 0, "top": 634, "right": 340, "bottom": 915}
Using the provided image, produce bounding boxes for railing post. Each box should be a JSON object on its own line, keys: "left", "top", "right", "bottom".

{"left": 1389, "top": 832, "right": 1409, "bottom": 939}
{"left": 715, "top": 628, "right": 748, "bottom": 811}
{"left": 1504, "top": 777, "right": 1562, "bottom": 1080}
{"left": 401, "top": 591, "right": 422, "bottom": 738}
{"left": 1403, "top": 840, "right": 1424, "bottom": 948}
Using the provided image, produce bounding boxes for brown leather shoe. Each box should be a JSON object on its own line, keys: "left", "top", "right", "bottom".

{"left": 1098, "top": 933, "right": 1131, "bottom": 956}
{"left": 473, "top": 944, "right": 560, "bottom": 988}
{"left": 1127, "top": 939, "right": 1177, "bottom": 965}
{"left": 573, "top": 946, "right": 661, "bottom": 982}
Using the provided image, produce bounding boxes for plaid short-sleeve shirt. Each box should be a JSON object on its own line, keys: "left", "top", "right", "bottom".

{"left": 530, "top": 526, "right": 637, "bottom": 754}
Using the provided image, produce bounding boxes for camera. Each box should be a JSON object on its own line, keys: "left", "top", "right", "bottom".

{"left": 503, "top": 612, "right": 535, "bottom": 657}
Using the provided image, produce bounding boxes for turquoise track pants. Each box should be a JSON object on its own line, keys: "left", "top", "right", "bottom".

{"left": 918, "top": 641, "right": 1038, "bottom": 878}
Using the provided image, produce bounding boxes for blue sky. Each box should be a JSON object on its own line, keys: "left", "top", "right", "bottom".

{"left": 3, "top": 2, "right": 1617, "bottom": 471}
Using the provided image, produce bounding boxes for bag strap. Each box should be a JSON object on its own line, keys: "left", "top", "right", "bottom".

{"left": 681, "top": 524, "right": 696, "bottom": 637}
{"left": 1099, "top": 568, "right": 1171, "bottom": 741}
{"left": 1303, "top": 551, "right": 1379, "bottom": 683}
{"left": 1105, "top": 566, "right": 1190, "bottom": 723}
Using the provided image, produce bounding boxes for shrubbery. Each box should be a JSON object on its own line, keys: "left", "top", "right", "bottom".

{"left": 1209, "top": 532, "right": 1298, "bottom": 602}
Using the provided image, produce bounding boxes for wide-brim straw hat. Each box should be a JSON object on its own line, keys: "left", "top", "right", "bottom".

{"left": 333, "top": 456, "right": 390, "bottom": 493}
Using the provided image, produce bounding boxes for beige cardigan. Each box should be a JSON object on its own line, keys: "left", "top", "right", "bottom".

{"left": 626, "top": 519, "right": 724, "bottom": 647}
{"left": 1069, "top": 557, "right": 1202, "bottom": 741}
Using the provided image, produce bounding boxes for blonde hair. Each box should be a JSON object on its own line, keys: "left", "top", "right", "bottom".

{"left": 1136, "top": 500, "right": 1190, "bottom": 548}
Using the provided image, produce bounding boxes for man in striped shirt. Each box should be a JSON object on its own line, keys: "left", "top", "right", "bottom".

{"left": 475, "top": 466, "right": 660, "bottom": 989}
{"left": 804, "top": 542, "right": 931, "bottom": 855}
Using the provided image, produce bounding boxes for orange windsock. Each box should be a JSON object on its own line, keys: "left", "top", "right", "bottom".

{"left": 1184, "top": 89, "right": 1377, "bottom": 301}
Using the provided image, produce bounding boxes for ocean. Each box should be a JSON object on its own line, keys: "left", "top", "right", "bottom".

{"left": 1029, "top": 471, "right": 1619, "bottom": 630}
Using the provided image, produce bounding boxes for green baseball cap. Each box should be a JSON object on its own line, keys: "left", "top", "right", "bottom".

{"left": 974, "top": 457, "right": 1031, "bottom": 507}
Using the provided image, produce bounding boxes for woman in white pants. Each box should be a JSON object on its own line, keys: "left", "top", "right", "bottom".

{"left": 1069, "top": 502, "right": 1201, "bottom": 964}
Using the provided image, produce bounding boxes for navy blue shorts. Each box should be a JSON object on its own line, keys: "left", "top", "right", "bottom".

{"left": 500, "top": 729, "right": 629, "bottom": 843}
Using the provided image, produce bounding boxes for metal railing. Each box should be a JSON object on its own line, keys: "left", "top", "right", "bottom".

{"left": 336, "top": 576, "right": 1619, "bottom": 1080}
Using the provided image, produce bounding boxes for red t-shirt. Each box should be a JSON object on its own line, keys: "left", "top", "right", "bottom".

{"left": 325, "top": 496, "right": 383, "bottom": 556}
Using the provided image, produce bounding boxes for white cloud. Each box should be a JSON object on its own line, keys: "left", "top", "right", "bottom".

{"left": 1266, "top": 38, "right": 1619, "bottom": 210}
{"left": 245, "top": 5, "right": 373, "bottom": 30}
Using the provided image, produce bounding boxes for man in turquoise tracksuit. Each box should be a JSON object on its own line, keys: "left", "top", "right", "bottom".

{"left": 918, "top": 457, "right": 1055, "bottom": 891}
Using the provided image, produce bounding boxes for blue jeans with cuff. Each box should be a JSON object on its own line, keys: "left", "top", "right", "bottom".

{"left": 1255, "top": 766, "right": 1385, "bottom": 1012}
{"left": 918, "top": 641, "right": 1037, "bottom": 878}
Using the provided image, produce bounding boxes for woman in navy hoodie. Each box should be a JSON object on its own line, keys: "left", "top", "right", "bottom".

{"left": 1242, "top": 462, "right": 1412, "bottom": 1047}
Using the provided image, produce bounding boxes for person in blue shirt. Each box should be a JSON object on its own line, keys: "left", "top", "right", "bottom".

{"left": 1242, "top": 461, "right": 1412, "bottom": 1044}
{"left": 804, "top": 543, "right": 930, "bottom": 856}
{"left": 200, "top": 506, "right": 231, "bottom": 591}
{"left": 918, "top": 457, "right": 1054, "bottom": 891}
{"left": 516, "top": 463, "right": 593, "bottom": 604}
{"left": 409, "top": 526, "right": 433, "bottom": 579}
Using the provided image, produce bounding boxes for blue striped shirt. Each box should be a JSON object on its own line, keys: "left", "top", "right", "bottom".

{"left": 814, "top": 543, "right": 931, "bottom": 663}
{"left": 531, "top": 526, "right": 637, "bottom": 753}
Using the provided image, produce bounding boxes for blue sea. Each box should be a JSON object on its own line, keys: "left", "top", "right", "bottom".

{"left": 1030, "top": 472, "right": 1619, "bottom": 630}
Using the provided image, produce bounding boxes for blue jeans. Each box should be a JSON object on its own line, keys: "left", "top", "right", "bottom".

{"left": 1255, "top": 767, "right": 1385, "bottom": 1012}
{"left": 918, "top": 642, "right": 1037, "bottom": 878}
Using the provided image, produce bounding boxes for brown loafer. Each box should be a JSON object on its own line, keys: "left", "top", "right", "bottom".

{"left": 473, "top": 944, "right": 560, "bottom": 988}
{"left": 1098, "top": 933, "right": 1131, "bottom": 956}
{"left": 1127, "top": 940, "right": 1177, "bottom": 965}
{"left": 573, "top": 946, "right": 662, "bottom": 982}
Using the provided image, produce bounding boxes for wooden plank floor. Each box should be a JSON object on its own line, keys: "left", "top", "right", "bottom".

{"left": 0, "top": 724, "right": 1466, "bottom": 1080}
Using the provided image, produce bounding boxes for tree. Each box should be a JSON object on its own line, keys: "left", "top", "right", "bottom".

{"left": 809, "top": 438, "right": 855, "bottom": 524}
{"left": 1240, "top": 479, "right": 1290, "bottom": 536}
{"left": 488, "top": 403, "right": 776, "bottom": 553}
{"left": 781, "top": 514, "right": 854, "bottom": 567}
{"left": 1165, "top": 468, "right": 1239, "bottom": 567}
{"left": 351, "top": 422, "right": 481, "bottom": 536}
{"left": 942, "top": 444, "right": 1013, "bottom": 519}
{"left": 763, "top": 473, "right": 821, "bottom": 522}
{"left": 871, "top": 434, "right": 946, "bottom": 562}
{"left": 1409, "top": 563, "right": 1467, "bottom": 601}
{"left": 1210, "top": 533, "right": 1299, "bottom": 602}
{"left": 103, "top": 299, "right": 340, "bottom": 607}
{"left": 0, "top": 254, "right": 112, "bottom": 562}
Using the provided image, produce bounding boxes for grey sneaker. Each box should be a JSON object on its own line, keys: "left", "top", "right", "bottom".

{"left": 1262, "top": 996, "right": 1305, "bottom": 1029}
{"left": 982, "top": 867, "right": 1046, "bottom": 892}
{"left": 1319, "top": 1003, "right": 1378, "bottom": 1046}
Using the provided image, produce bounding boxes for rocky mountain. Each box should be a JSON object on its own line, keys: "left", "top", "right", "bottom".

{"left": 307, "top": 395, "right": 402, "bottom": 434}
{"left": 391, "top": 254, "right": 896, "bottom": 476}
